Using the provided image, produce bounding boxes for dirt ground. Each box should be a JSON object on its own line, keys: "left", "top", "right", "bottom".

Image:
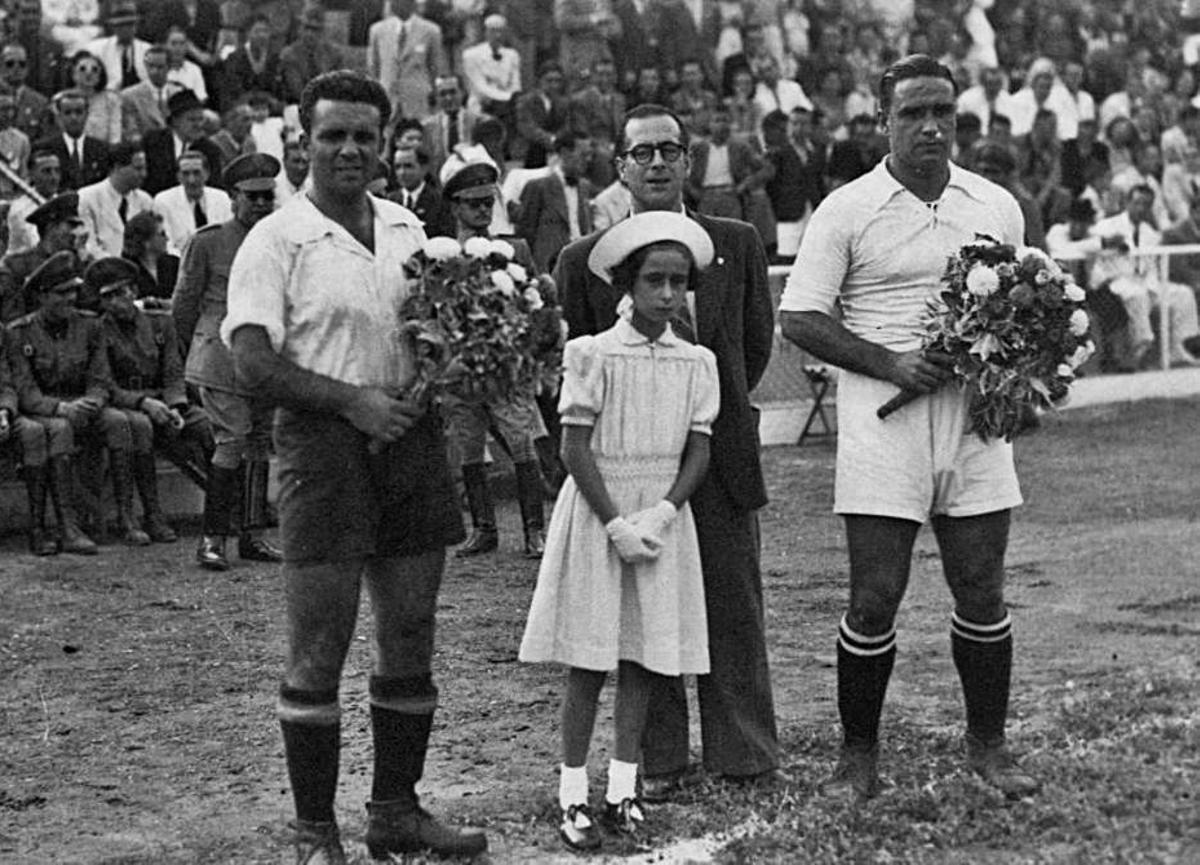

{"left": 1, "top": 398, "right": 1198, "bottom": 864}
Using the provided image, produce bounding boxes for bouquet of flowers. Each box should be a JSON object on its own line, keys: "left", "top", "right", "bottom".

{"left": 398, "top": 235, "right": 562, "bottom": 405}
{"left": 877, "top": 235, "right": 1095, "bottom": 441}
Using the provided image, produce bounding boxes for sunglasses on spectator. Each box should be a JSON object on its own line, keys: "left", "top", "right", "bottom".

{"left": 4, "top": 59, "right": 26, "bottom": 68}
{"left": 621, "top": 141, "right": 686, "bottom": 165}
{"left": 455, "top": 196, "right": 495, "bottom": 209}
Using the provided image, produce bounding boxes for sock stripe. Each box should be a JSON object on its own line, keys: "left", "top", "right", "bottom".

{"left": 369, "top": 674, "right": 439, "bottom": 713}
{"left": 951, "top": 611, "right": 1012, "bottom": 643}
{"left": 277, "top": 696, "right": 340, "bottom": 725}
{"left": 838, "top": 616, "right": 896, "bottom": 657}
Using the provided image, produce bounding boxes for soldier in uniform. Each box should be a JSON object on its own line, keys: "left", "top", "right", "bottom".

{"left": 440, "top": 155, "right": 551, "bottom": 558}
{"left": 9, "top": 251, "right": 149, "bottom": 549}
{"left": 0, "top": 193, "right": 86, "bottom": 324}
{"left": 91, "top": 257, "right": 215, "bottom": 544}
{"left": 173, "top": 152, "right": 283, "bottom": 571}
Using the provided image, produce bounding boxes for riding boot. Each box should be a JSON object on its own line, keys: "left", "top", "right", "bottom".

{"left": 197, "top": 464, "right": 238, "bottom": 570}
{"left": 133, "top": 452, "right": 177, "bottom": 542}
{"left": 455, "top": 463, "right": 497, "bottom": 557}
{"left": 238, "top": 459, "right": 282, "bottom": 562}
{"left": 48, "top": 455, "right": 97, "bottom": 555}
{"left": 23, "top": 464, "right": 58, "bottom": 556}
{"left": 110, "top": 449, "right": 151, "bottom": 545}
{"left": 514, "top": 460, "right": 546, "bottom": 558}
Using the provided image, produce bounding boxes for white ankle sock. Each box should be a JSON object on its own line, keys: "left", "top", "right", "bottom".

{"left": 605, "top": 759, "right": 638, "bottom": 805}
{"left": 558, "top": 764, "right": 588, "bottom": 810}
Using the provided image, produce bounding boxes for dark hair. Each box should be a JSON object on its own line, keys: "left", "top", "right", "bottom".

{"left": 990, "top": 112, "right": 1011, "bottom": 129}
{"left": 1034, "top": 107, "right": 1057, "bottom": 124}
{"left": 472, "top": 115, "right": 506, "bottom": 146}
{"left": 27, "top": 146, "right": 58, "bottom": 168}
{"left": 553, "top": 130, "right": 585, "bottom": 152}
{"left": 956, "top": 111, "right": 982, "bottom": 132}
{"left": 610, "top": 240, "right": 698, "bottom": 297}
{"left": 108, "top": 141, "right": 143, "bottom": 170}
{"left": 70, "top": 49, "right": 108, "bottom": 91}
{"left": 1128, "top": 182, "right": 1154, "bottom": 200}
{"left": 393, "top": 116, "right": 423, "bottom": 137}
{"left": 176, "top": 148, "right": 209, "bottom": 171}
{"left": 122, "top": 209, "right": 161, "bottom": 257}
{"left": 970, "top": 139, "right": 1016, "bottom": 174}
{"left": 299, "top": 70, "right": 391, "bottom": 135}
{"left": 878, "top": 54, "right": 956, "bottom": 116}
{"left": 760, "top": 109, "right": 788, "bottom": 132}
{"left": 618, "top": 103, "right": 690, "bottom": 153}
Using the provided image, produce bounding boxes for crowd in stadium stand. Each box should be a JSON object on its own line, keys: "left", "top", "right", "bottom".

{"left": 1, "top": 0, "right": 1199, "bottom": 556}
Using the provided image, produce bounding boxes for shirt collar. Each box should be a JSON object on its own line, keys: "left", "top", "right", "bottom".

{"left": 614, "top": 315, "right": 682, "bottom": 347}
{"left": 283, "top": 192, "right": 423, "bottom": 243}
{"left": 859, "top": 158, "right": 995, "bottom": 211}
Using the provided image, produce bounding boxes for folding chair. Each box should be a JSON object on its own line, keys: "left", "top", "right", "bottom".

{"left": 797, "top": 365, "right": 836, "bottom": 445}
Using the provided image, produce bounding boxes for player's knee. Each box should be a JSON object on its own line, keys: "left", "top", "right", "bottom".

{"left": 845, "top": 591, "right": 900, "bottom": 636}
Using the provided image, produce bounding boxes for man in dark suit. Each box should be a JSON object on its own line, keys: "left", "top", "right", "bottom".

{"left": 569, "top": 57, "right": 625, "bottom": 188}
{"left": 36, "top": 91, "right": 109, "bottom": 192}
{"left": 514, "top": 60, "right": 568, "bottom": 168}
{"left": 555, "top": 104, "right": 782, "bottom": 793}
{"left": 515, "top": 132, "right": 594, "bottom": 273}
{"left": 388, "top": 145, "right": 454, "bottom": 239}
{"left": 141, "top": 89, "right": 224, "bottom": 196}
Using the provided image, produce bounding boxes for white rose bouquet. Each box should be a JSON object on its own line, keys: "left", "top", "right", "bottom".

{"left": 877, "top": 235, "right": 1095, "bottom": 441}
{"left": 398, "top": 237, "right": 562, "bottom": 404}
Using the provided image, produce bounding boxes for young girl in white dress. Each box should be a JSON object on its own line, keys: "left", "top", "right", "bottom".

{"left": 518, "top": 212, "right": 721, "bottom": 852}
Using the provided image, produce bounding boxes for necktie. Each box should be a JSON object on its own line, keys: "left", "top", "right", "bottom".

{"left": 71, "top": 138, "right": 81, "bottom": 171}
{"left": 122, "top": 45, "right": 138, "bottom": 87}
{"left": 398, "top": 22, "right": 406, "bottom": 52}
{"left": 118, "top": 195, "right": 128, "bottom": 223}
{"left": 193, "top": 200, "right": 207, "bottom": 228}
{"left": 492, "top": 49, "right": 502, "bottom": 62}
{"left": 447, "top": 112, "right": 459, "bottom": 150}
{"left": 1133, "top": 223, "right": 1140, "bottom": 247}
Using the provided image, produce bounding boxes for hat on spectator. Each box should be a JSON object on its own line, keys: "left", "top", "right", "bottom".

{"left": 441, "top": 147, "right": 499, "bottom": 200}
{"left": 588, "top": 212, "right": 713, "bottom": 285}
{"left": 26, "top": 192, "right": 82, "bottom": 230}
{"left": 107, "top": 1, "right": 139, "bottom": 24}
{"left": 26, "top": 251, "right": 83, "bottom": 295}
{"left": 223, "top": 152, "right": 281, "bottom": 191}
{"left": 86, "top": 257, "right": 140, "bottom": 296}
{"left": 166, "top": 89, "right": 204, "bottom": 122}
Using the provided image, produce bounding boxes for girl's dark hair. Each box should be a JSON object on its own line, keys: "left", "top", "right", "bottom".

{"left": 611, "top": 240, "right": 698, "bottom": 296}
{"left": 122, "top": 210, "right": 161, "bottom": 257}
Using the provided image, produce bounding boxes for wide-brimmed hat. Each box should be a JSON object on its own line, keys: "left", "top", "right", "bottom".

{"left": 588, "top": 212, "right": 713, "bottom": 285}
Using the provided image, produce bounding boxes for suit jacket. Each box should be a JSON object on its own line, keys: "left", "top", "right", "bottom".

{"left": 36, "top": 134, "right": 109, "bottom": 192}
{"left": 569, "top": 86, "right": 625, "bottom": 144}
{"left": 13, "top": 86, "right": 53, "bottom": 144}
{"left": 368, "top": 15, "right": 447, "bottom": 120}
{"left": 120, "top": 81, "right": 175, "bottom": 142}
{"left": 421, "top": 109, "right": 485, "bottom": 178}
{"left": 219, "top": 46, "right": 283, "bottom": 107}
{"left": 388, "top": 181, "right": 455, "bottom": 239}
{"left": 516, "top": 172, "right": 594, "bottom": 273}
{"left": 77, "top": 179, "right": 154, "bottom": 259}
{"left": 556, "top": 211, "right": 773, "bottom": 510}
{"left": 141, "top": 128, "right": 225, "bottom": 196}
{"left": 651, "top": 0, "right": 721, "bottom": 81}
{"left": 461, "top": 42, "right": 521, "bottom": 114}
{"left": 609, "top": 0, "right": 654, "bottom": 84}
{"left": 86, "top": 35, "right": 151, "bottom": 91}
{"left": 686, "top": 139, "right": 768, "bottom": 204}
{"left": 514, "top": 89, "right": 568, "bottom": 166}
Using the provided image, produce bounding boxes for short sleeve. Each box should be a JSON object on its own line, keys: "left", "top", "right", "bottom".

{"left": 778, "top": 193, "right": 853, "bottom": 315}
{"left": 220, "top": 216, "right": 291, "bottom": 353}
{"left": 557, "top": 335, "right": 605, "bottom": 426}
{"left": 690, "top": 346, "right": 720, "bottom": 436}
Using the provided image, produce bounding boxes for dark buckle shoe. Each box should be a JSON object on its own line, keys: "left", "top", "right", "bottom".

{"left": 455, "top": 528, "right": 498, "bottom": 557}
{"left": 967, "top": 735, "right": 1040, "bottom": 799}
{"left": 291, "top": 820, "right": 346, "bottom": 865}
{"left": 196, "top": 535, "right": 230, "bottom": 571}
{"left": 601, "top": 797, "right": 646, "bottom": 836}
{"left": 824, "top": 743, "right": 881, "bottom": 800}
{"left": 365, "top": 799, "right": 488, "bottom": 859}
{"left": 523, "top": 529, "right": 546, "bottom": 559}
{"left": 239, "top": 534, "right": 283, "bottom": 562}
{"left": 559, "top": 803, "right": 601, "bottom": 852}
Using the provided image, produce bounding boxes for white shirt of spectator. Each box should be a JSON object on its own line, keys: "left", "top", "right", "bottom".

{"left": 461, "top": 41, "right": 521, "bottom": 114}
{"left": 753, "top": 78, "right": 812, "bottom": 119}
{"left": 77, "top": 175, "right": 153, "bottom": 259}
{"left": 553, "top": 165, "right": 582, "bottom": 241}
{"left": 221, "top": 194, "right": 424, "bottom": 388}
{"left": 153, "top": 184, "right": 234, "bottom": 254}
{"left": 956, "top": 84, "right": 1016, "bottom": 133}
{"left": 167, "top": 61, "right": 207, "bottom": 104}
{"left": 701, "top": 143, "right": 733, "bottom": 187}
{"left": 779, "top": 159, "right": 1024, "bottom": 352}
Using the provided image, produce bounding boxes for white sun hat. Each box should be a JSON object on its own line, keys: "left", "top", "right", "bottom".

{"left": 587, "top": 211, "right": 714, "bottom": 285}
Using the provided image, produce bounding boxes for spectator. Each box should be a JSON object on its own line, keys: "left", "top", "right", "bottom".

{"left": 515, "top": 61, "right": 569, "bottom": 168}
{"left": 629, "top": 64, "right": 666, "bottom": 111}
{"left": 761, "top": 109, "right": 806, "bottom": 261}
{"left": 1104, "top": 115, "right": 1139, "bottom": 177}
{"left": 77, "top": 141, "right": 152, "bottom": 260}
{"left": 39, "top": 90, "right": 109, "bottom": 194}
{"left": 956, "top": 66, "right": 1015, "bottom": 136}
{"left": 243, "top": 90, "right": 285, "bottom": 160}
{"left": 1008, "top": 57, "right": 1078, "bottom": 141}
{"left": 554, "top": 0, "right": 617, "bottom": 87}
{"left": 988, "top": 111, "right": 1013, "bottom": 145}
{"left": 8, "top": 0, "right": 63, "bottom": 97}
{"left": 953, "top": 111, "right": 983, "bottom": 164}
{"left": 164, "top": 26, "right": 209, "bottom": 105}
{"left": 210, "top": 102, "right": 257, "bottom": 166}
{"left": 655, "top": 0, "right": 722, "bottom": 90}
{"left": 1062, "top": 116, "right": 1109, "bottom": 199}
{"left": 121, "top": 210, "right": 178, "bottom": 301}
{"left": 67, "top": 50, "right": 123, "bottom": 145}
{"left": 590, "top": 178, "right": 632, "bottom": 231}
{"left": 421, "top": 75, "right": 482, "bottom": 180}
{"left": 461, "top": 14, "right": 521, "bottom": 123}
{"left": 0, "top": 193, "right": 84, "bottom": 322}
{"left": 1061, "top": 61, "right": 1095, "bottom": 127}
{"left": 389, "top": 145, "right": 454, "bottom": 238}
{"left": 686, "top": 107, "right": 772, "bottom": 227}
{"left": 751, "top": 55, "right": 811, "bottom": 125}
{"left": 1161, "top": 104, "right": 1200, "bottom": 167}
{"left": 279, "top": 4, "right": 343, "bottom": 107}
{"left": 12, "top": 250, "right": 145, "bottom": 547}
{"left": 86, "top": 1, "right": 150, "bottom": 92}
{"left": 971, "top": 138, "right": 1048, "bottom": 251}
{"left": 569, "top": 57, "right": 625, "bottom": 189}
{"left": 670, "top": 59, "right": 720, "bottom": 140}
{"left": 218, "top": 15, "right": 283, "bottom": 107}
{"left": 141, "top": 0, "right": 222, "bottom": 69}
{"left": 829, "top": 112, "right": 888, "bottom": 188}
{"left": 7, "top": 148, "right": 62, "bottom": 256}
{"left": 608, "top": 0, "right": 655, "bottom": 91}
{"left": 142, "top": 89, "right": 225, "bottom": 196}
{"left": 368, "top": 0, "right": 446, "bottom": 123}
{"left": 154, "top": 150, "right": 233, "bottom": 254}
{"left": 120, "top": 44, "right": 177, "bottom": 143}
{"left": 795, "top": 21, "right": 854, "bottom": 97}
{"left": 1162, "top": 194, "right": 1200, "bottom": 312}
{"left": 1017, "top": 108, "right": 1070, "bottom": 229}
{"left": 274, "top": 137, "right": 308, "bottom": 206}
{"left": 811, "top": 67, "right": 850, "bottom": 141}
{"left": 517, "top": 132, "right": 594, "bottom": 274}
{"left": 725, "top": 66, "right": 763, "bottom": 150}
{"left": 0, "top": 88, "right": 31, "bottom": 194}
{"left": 1111, "top": 140, "right": 1170, "bottom": 227}
{"left": 2, "top": 44, "right": 53, "bottom": 144}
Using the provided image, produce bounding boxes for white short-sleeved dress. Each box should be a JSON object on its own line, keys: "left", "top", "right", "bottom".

{"left": 518, "top": 318, "right": 720, "bottom": 676}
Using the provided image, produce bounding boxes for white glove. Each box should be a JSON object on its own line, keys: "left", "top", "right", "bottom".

{"left": 626, "top": 500, "right": 677, "bottom": 545}
{"left": 605, "top": 516, "right": 661, "bottom": 564}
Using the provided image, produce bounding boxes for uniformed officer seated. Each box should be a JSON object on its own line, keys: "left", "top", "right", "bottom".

{"left": 0, "top": 193, "right": 86, "bottom": 324}
{"left": 9, "top": 251, "right": 151, "bottom": 549}
{"left": 91, "top": 256, "right": 217, "bottom": 544}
